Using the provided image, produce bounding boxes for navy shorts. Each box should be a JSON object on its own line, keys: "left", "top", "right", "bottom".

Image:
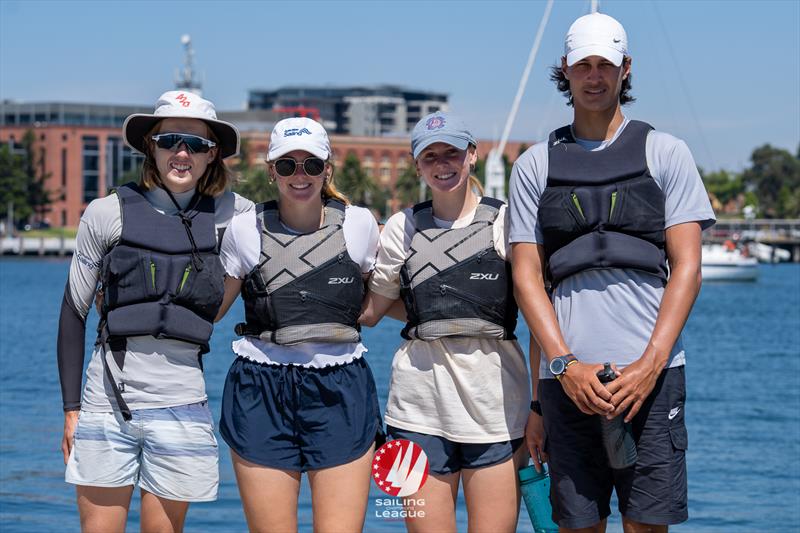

{"left": 539, "top": 366, "right": 688, "bottom": 529}
{"left": 220, "top": 356, "right": 383, "bottom": 472}
{"left": 387, "top": 426, "right": 523, "bottom": 475}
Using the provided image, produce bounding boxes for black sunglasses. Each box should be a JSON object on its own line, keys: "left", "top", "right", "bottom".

{"left": 273, "top": 157, "right": 326, "bottom": 177}
{"left": 151, "top": 133, "right": 217, "bottom": 154}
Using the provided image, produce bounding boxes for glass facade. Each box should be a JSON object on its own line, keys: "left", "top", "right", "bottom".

{"left": 82, "top": 136, "right": 99, "bottom": 203}
{"left": 105, "top": 136, "right": 140, "bottom": 190}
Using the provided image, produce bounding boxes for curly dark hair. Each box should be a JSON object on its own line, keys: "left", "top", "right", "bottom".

{"left": 550, "top": 58, "right": 636, "bottom": 107}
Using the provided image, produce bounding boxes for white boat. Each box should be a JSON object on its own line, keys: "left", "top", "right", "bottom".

{"left": 747, "top": 242, "right": 791, "bottom": 263}
{"left": 701, "top": 244, "right": 759, "bottom": 281}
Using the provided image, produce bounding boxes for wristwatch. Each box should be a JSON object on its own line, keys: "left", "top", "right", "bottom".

{"left": 530, "top": 400, "right": 542, "bottom": 416}
{"left": 549, "top": 353, "right": 578, "bottom": 380}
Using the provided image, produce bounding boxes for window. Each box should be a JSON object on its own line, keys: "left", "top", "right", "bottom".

{"left": 82, "top": 136, "right": 100, "bottom": 203}
{"left": 61, "top": 148, "right": 67, "bottom": 188}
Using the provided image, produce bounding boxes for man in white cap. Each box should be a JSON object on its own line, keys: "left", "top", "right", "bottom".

{"left": 509, "top": 12, "right": 715, "bottom": 532}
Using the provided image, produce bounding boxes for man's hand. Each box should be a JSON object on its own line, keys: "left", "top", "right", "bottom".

{"left": 559, "top": 362, "right": 615, "bottom": 416}
{"left": 61, "top": 410, "right": 79, "bottom": 465}
{"left": 605, "top": 355, "right": 661, "bottom": 422}
{"left": 524, "top": 411, "right": 547, "bottom": 472}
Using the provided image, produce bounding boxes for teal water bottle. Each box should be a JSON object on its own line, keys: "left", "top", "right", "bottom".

{"left": 519, "top": 464, "right": 559, "bottom": 533}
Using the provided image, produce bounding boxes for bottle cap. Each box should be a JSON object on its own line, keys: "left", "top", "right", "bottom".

{"left": 597, "top": 362, "right": 616, "bottom": 384}
{"left": 519, "top": 464, "right": 547, "bottom": 483}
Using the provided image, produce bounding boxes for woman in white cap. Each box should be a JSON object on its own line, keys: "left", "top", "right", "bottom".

{"left": 57, "top": 90, "right": 253, "bottom": 532}
{"left": 214, "top": 117, "right": 383, "bottom": 532}
{"left": 360, "top": 112, "right": 531, "bottom": 532}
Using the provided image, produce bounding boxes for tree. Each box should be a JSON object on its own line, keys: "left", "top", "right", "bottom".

{"left": 741, "top": 144, "right": 800, "bottom": 218}
{"left": 336, "top": 154, "right": 380, "bottom": 209}
{"left": 394, "top": 164, "right": 423, "bottom": 208}
{"left": 230, "top": 138, "right": 278, "bottom": 204}
{"left": 0, "top": 130, "right": 52, "bottom": 226}
{"left": 701, "top": 169, "right": 744, "bottom": 206}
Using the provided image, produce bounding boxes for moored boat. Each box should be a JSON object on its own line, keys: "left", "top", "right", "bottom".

{"left": 701, "top": 243, "right": 758, "bottom": 281}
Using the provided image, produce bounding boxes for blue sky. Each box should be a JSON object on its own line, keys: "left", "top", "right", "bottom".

{"left": 1, "top": 0, "right": 798, "bottom": 172}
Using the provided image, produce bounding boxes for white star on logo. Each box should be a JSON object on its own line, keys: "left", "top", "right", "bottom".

{"left": 374, "top": 473, "right": 380, "bottom": 478}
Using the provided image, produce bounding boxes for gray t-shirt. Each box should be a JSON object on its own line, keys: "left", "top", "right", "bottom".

{"left": 508, "top": 118, "right": 715, "bottom": 378}
{"left": 66, "top": 186, "right": 253, "bottom": 412}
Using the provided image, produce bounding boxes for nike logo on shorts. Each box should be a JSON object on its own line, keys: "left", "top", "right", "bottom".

{"left": 668, "top": 406, "right": 681, "bottom": 420}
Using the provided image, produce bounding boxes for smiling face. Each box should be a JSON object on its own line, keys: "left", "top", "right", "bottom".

{"left": 271, "top": 149, "right": 330, "bottom": 205}
{"left": 153, "top": 118, "right": 217, "bottom": 193}
{"left": 562, "top": 55, "right": 630, "bottom": 113}
{"left": 415, "top": 142, "right": 477, "bottom": 195}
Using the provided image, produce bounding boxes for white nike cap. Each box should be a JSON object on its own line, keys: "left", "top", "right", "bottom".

{"left": 267, "top": 117, "right": 331, "bottom": 161}
{"left": 565, "top": 13, "right": 628, "bottom": 67}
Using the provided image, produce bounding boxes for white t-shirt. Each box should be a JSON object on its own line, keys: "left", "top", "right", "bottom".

{"left": 220, "top": 204, "right": 379, "bottom": 368}
{"left": 369, "top": 202, "right": 531, "bottom": 443}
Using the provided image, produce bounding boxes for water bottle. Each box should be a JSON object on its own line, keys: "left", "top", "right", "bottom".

{"left": 597, "top": 362, "right": 637, "bottom": 469}
{"left": 519, "top": 464, "right": 559, "bottom": 533}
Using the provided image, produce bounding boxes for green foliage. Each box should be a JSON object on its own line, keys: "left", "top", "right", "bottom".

{"left": 336, "top": 154, "right": 380, "bottom": 209}
{"left": 741, "top": 144, "right": 800, "bottom": 218}
{"left": 230, "top": 138, "right": 278, "bottom": 204}
{"left": 394, "top": 164, "right": 422, "bottom": 208}
{"left": 701, "top": 169, "right": 744, "bottom": 206}
{"left": 0, "top": 130, "right": 52, "bottom": 224}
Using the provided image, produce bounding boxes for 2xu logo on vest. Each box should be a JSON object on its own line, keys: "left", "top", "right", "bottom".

{"left": 328, "top": 277, "right": 354, "bottom": 285}
{"left": 469, "top": 273, "right": 499, "bottom": 280}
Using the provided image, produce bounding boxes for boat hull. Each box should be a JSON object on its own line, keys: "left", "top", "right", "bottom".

{"left": 701, "top": 263, "right": 759, "bottom": 281}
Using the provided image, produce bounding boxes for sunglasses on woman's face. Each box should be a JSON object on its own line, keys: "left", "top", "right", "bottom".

{"left": 273, "top": 157, "right": 326, "bottom": 177}
{"left": 151, "top": 133, "right": 217, "bottom": 154}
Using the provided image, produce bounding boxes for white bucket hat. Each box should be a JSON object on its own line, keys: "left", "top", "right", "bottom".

{"left": 123, "top": 91, "right": 240, "bottom": 159}
{"left": 267, "top": 117, "right": 331, "bottom": 161}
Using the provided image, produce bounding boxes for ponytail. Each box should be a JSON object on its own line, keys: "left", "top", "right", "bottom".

{"left": 322, "top": 162, "right": 350, "bottom": 205}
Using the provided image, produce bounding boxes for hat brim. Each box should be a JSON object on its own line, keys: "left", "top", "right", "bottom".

{"left": 566, "top": 46, "right": 624, "bottom": 67}
{"left": 267, "top": 140, "right": 330, "bottom": 161}
{"left": 123, "top": 114, "right": 240, "bottom": 159}
{"left": 412, "top": 134, "right": 472, "bottom": 160}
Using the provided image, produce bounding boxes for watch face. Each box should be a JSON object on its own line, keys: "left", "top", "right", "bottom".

{"left": 550, "top": 357, "right": 566, "bottom": 375}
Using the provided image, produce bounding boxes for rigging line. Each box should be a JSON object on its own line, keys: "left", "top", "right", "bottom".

{"left": 496, "top": 0, "right": 555, "bottom": 156}
{"left": 650, "top": 0, "right": 718, "bottom": 170}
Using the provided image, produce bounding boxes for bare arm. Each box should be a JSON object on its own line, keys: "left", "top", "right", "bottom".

{"left": 359, "top": 290, "right": 397, "bottom": 327}
{"left": 525, "top": 337, "right": 547, "bottom": 471}
{"left": 606, "top": 222, "right": 703, "bottom": 421}
{"left": 512, "top": 242, "right": 612, "bottom": 415}
{"left": 215, "top": 276, "right": 243, "bottom": 322}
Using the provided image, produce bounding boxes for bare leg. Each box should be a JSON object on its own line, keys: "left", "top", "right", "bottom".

{"left": 307, "top": 445, "right": 374, "bottom": 533}
{"left": 231, "top": 450, "right": 302, "bottom": 533}
{"left": 76, "top": 485, "right": 134, "bottom": 533}
{"left": 461, "top": 445, "right": 528, "bottom": 533}
{"left": 622, "top": 519, "right": 667, "bottom": 533}
{"left": 403, "top": 472, "right": 460, "bottom": 533}
{"left": 139, "top": 489, "right": 190, "bottom": 533}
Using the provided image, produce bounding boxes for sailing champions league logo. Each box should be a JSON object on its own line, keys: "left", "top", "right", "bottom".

{"left": 372, "top": 439, "right": 429, "bottom": 496}
{"left": 425, "top": 116, "right": 446, "bottom": 130}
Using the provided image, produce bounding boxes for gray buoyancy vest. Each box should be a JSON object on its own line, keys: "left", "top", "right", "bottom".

{"left": 400, "top": 197, "right": 517, "bottom": 341}
{"left": 100, "top": 183, "right": 225, "bottom": 349}
{"left": 540, "top": 120, "right": 667, "bottom": 287}
{"left": 236, "top": 199, "right": 363, "bottom": 345}
{"left": 98, "top": 182, "right": 225, "bottom": 421}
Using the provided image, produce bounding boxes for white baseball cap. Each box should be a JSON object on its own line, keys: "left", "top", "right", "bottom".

{"left": 565, "top": 13, "right": 628, "bottom": 67}
{"left": 123, "top": 91, "right": 240, "bottom": 158}
{"left": 268, "top": 117, "right": 331, "bottom": 161}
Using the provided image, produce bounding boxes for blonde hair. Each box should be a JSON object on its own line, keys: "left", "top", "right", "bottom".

{"left": 321, "top": 162, "right": 350, "bottom": 205}
{"left": 469, "top": 175, "right": 484, "bottom": 196}
{"left": 138, "top": 120, "right": 232, "bottom": 197}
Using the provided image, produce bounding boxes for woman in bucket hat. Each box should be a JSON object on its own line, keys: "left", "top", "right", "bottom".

{"left": 359, "top": 112, "right": 531, "bottom": 532}
{"left": 213, "top": 117, "right": 383, "bottom": 531}
{"left": 57, "top": 90, "right": 253, "bottom": 532}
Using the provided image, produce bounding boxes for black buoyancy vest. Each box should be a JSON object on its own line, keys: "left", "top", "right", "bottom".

{"left": 400, "top": 197, "right": 517, "bottom": 341}
{"left": 100, "top": 183, "right": 225, "bottom": 350}
{"left": 540, "top": 120, "right": 667, "bottom": 287}
{"left": 236, "top": 199, "right": 363, "bottom": 345}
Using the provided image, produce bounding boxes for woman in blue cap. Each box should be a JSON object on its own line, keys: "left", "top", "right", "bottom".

{"left": 214, "top": 117, "right": 383, "bottom": 532}
{"left": 360, "top": 112, "right": 530, "bottom": 532}
{"left": 57, "top": 90, "right": 252, "bottom": 532}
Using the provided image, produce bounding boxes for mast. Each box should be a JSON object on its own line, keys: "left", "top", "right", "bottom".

{"left": 175, "top": 34, "right": 203, "bottom": 96}
{"left": 485, "top": 0, "right": 554, "bottom": 200}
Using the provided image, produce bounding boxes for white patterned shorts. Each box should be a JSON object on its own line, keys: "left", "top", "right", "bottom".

{"left": 65, "top": 401, "right": 219, "bottom": 502}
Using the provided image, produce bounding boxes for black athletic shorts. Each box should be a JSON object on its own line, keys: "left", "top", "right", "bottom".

{"left": 539, "top": 366, "right": 688, "bottom": 529}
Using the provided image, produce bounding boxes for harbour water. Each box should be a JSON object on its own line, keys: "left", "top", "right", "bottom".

{"left": 0, "top": 258, "right": 798, "bottom": 532}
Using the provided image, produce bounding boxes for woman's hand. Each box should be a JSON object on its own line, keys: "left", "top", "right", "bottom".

{"left": 524, "top": 411, "right": 547, "bottom": 472}
{"left": 61, "top": 410, "right": 79, "bottom": 465}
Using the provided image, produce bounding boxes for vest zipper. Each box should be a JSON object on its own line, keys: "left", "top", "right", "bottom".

{"left": 609, "top": 191, "right": 618, "bottom": 219}
{"left": 299, "top": 290, "right": 354, "bottom": 314}
{"left": 440, "top": 284, "right": 504, "bottom": 321}
{"left": 178, "top": 265, "right": 192, "bottom": 293}
{"left": 570, "top": 193, "right": 586, "bottom": 220}
{"left": 149, "top": 261, "right": 156, "bottom": 290}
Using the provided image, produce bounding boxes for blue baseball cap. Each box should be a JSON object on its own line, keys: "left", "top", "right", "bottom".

{"left": 411, "top": 112, "right": 476, "bottom": 160}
